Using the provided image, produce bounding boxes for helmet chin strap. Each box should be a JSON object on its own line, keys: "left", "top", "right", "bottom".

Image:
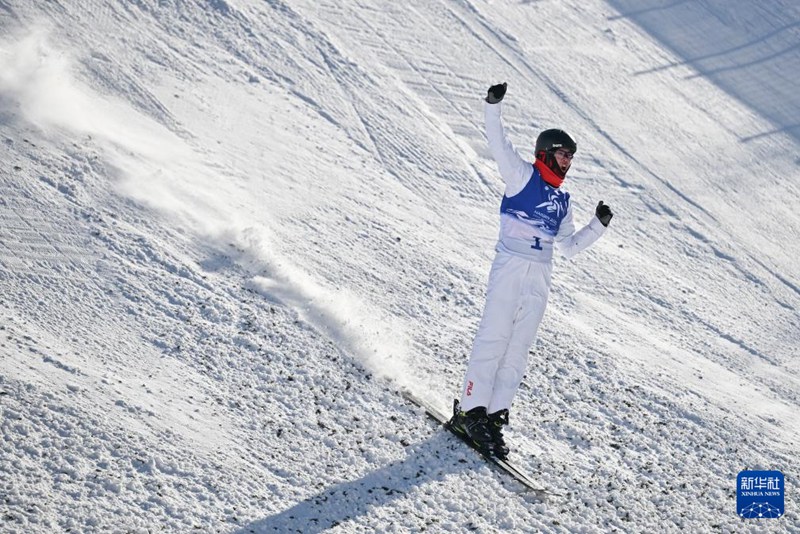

{"left": 534, "top": 154, "right": 565, "bottom": 188}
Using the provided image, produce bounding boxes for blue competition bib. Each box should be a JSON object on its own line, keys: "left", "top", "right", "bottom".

{"left": 500, "top": 168, "right": 570, "bottom": 237}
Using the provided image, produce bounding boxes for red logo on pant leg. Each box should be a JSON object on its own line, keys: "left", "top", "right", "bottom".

{"left": 466, "top": 380, "right": 474, "bottom": 396}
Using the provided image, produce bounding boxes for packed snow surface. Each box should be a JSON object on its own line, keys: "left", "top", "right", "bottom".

{"left": 1, "top": 1, "right": 798, "bottom": 532}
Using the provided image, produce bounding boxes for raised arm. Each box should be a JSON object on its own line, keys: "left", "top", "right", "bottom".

{"left": 555, "top": 201, "right": 613, "bottom": 259}
{"left": 484, "top": 83, "right": 533, "bottom": 197}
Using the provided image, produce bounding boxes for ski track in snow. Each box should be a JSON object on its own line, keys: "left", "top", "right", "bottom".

{"left": 1, "top": 0, "right": 799, "bottom": 532}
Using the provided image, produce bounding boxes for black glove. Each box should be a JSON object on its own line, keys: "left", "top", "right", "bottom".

{"left": 486, "top": 82, "right": 507, "bottom": 104}
{"left": 595, "top": 201, "right": 613, "bottom": 227}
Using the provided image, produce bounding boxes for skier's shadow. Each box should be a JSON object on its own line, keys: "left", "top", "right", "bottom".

{"left": 236, "top": 432, "right": 470, "bottom": 533}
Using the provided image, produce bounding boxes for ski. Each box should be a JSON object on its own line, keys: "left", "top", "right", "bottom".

{"left": 402, "top": 389, "right": 552, "bottom": 500}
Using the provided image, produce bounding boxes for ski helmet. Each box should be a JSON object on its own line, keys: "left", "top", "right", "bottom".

{"left": 535, "top": 129, "right": 577, "bottom": 179}
{"left": 535, "top": 129, "right": 577, "bottom": 155}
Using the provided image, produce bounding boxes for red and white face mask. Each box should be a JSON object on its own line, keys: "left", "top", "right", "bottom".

{"left": 535, "top": 148, "right": 574, "bottom": 188}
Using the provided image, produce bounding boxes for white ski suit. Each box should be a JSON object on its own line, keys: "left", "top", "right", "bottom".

{"left": 459, "top": 102, "right": 607, "bottom": 413}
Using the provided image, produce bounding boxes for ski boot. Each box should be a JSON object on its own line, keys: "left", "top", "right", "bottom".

{"left": 448, "top": 400, "right": 494, "bottom": 453}
{"left": 487, "top": 409, "right": 510, "bottom": 460}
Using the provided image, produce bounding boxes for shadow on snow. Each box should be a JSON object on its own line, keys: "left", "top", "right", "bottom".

{"left": 608, "top": 0, "right": 800, "bottom": 146}
{"left": 235, "top": 432, "right": 472, "bottom": 533}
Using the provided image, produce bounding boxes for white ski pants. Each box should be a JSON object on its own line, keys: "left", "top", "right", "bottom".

{"left": 460, "top": 250, "right": 552, "bottom": 413}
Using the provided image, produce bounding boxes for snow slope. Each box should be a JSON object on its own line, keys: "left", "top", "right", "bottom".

{"left": 1, "top": 0, "right": 798, "bottom": 532}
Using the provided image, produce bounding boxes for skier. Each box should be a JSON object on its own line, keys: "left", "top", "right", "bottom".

{"left": 449, "top": 82, "right": 614, "bottom": 459}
